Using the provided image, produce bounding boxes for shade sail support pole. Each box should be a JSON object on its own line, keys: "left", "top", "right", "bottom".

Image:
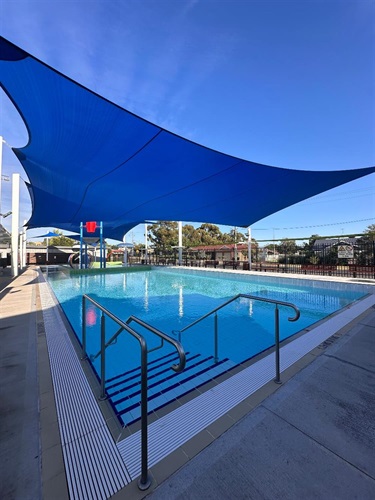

{"left": 11, "top": 173, "right": 20, "bottom": 277}
{"left": 100, "top": 221, "right": 103, "bottom": 269}
{"left": 178, "top": 221, "right": 182, "bottom": 266}
{"left": 145, "top": 223, "right": 148, "bottom": 263}
{"left": 248, "top": 227, "right": 252, "bottom": 271}
{"left": 79, "top": 223, "right": 83, "bottom": 269}
{"left": 0, "top": 136, "right": 3, "bottom": 221}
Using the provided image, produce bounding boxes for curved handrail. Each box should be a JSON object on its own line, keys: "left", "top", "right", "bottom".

{"left": 177, "top": 293, "right": 300, "bottom": 335}
{"left": 173, "top": 292, "right": 300, "bottom": 385}
{"left": 126, "top": 315, "right": 186, "bottom": 372}
{"left": 82, "top": 294, "right": 186, "bottom": 491}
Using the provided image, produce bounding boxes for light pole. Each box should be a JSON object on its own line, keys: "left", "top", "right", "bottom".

{"left": 248, "top": 227, "right": 252, "bottom": 270}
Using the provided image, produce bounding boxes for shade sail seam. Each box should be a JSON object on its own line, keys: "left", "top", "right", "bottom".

{"left": 69, "top": 129, "right": 163, "bottom": 222}
{"left": 110, "top": 159, "right": 247, "bottom": 221}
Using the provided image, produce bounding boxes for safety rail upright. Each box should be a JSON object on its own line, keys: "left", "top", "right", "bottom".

{"left": 173, "top": 293, "right": 300, "bottom": 384}
{"left": 81, "top": 294, "right": 186, "bottom": 491}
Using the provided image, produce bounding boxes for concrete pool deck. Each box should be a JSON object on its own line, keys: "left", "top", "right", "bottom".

{"left": 1, "top": 266, "right": 374, "bottom": 499}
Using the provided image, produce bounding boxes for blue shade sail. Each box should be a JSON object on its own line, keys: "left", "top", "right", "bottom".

{"left": 1, "top": 37, "right": 374, "bottom": 241}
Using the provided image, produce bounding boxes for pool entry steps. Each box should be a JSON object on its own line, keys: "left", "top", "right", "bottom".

{"left": 83, "top": 293, "right": 300, "bottom": 427}
{"left": 106, "top": 351, "right": 235, "bottom": 425}
{"left": 81, "top": 292, "right": 301, "bottom": 489}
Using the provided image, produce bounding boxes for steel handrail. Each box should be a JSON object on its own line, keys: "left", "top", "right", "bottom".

{"left": 82, "top": 294, "right": 186, "bottom": 491}
{"left": 178, "top": 293, "right": 300, "bottom": 334}
{"left": 126, "top": 315, "right": 186, "bottom": 373}
{"left": 173, "top": 293, "right": 300, "bottom": 383}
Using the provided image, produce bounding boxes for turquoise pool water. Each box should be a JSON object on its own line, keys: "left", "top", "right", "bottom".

{"left": 47, "top": 268, "right": 366, "bottom": 379}
{"left": 46, "top": 268, "right": 369, "bottom": 424}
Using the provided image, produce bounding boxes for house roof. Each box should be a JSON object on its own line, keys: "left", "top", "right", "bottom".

{"left": 189, "top": 243, "right": 249, "bottom": 251}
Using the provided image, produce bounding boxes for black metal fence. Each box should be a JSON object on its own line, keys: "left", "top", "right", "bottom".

{"left": 128, "top": 239, "right": 375, "bottom": 279}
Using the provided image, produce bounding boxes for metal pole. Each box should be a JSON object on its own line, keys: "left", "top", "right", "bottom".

{"left": 274, "top": 305, "right": 281, "bottom": 384}
{"left": 214, "top": 312, "right": 218, "bottom": 363}
{"left": 82, "top": 296, "right": 87, "bottom": 359}
{"left": 0, "top": 136, "right": 3, "bottom": 222}
{"left": 11, "top": 173, "right": 20, "bottom": 277}
{"left": 100, "top": 221, "right": 103, "bottom": 269}
{"left": 248, "top": 227, "right": 252, "bottom": 271}
{"left": 21, "top": 220, "right": 27, "bottom": 268}
{"left": 138, "top": 340, "right": 151, "bottom": 490}
{"left": 99, "top": 312, "right": 107, "bottom": 400}
{"left": 80, "top": 223, "right": 83, "bottom": 269}
{"left": 178, "top": 221, "right": 182, "bottom": 266}
{"left": 234, "top": 227, "right": 237, "bottom": 262}
{"left": 46, "top": 237, "right": 49, "bottom": 265}
{"left": 145, "top": 223, "right": 148, "bottom": 264}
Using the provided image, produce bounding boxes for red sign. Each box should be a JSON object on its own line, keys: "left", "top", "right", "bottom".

{"left": 86, "top": 221, "right": 97, "bottom": 233}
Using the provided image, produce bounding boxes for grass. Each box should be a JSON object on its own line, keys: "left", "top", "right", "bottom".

{"left": 92, "top": 261, "right": 123, "bottom": 268}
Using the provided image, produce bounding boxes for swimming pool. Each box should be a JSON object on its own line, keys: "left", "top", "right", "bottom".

{"left": 46, "top": 268, "right": 368, "bottom": 425}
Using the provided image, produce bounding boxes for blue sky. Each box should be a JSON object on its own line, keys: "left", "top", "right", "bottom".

{"left": 0, "top": 0, "right": 374, "bottom": 244}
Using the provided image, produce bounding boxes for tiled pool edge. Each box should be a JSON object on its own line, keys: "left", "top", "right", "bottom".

{"left": 116, "top": 293, "right": 375, "bottom": 479}
{"left": 38, "top": 271, "right": 131, "bottom": 499}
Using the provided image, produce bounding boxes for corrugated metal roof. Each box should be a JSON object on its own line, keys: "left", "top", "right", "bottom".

{"left": 0, "top": 224, "right": 11, "bottom": 245}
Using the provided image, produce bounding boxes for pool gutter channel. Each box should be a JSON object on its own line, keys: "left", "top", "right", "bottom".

{"left": 38, "top": 267, "right": 375, "bottom": 498}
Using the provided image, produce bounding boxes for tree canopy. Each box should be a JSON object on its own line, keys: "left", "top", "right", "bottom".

{"left": 147, "top": 222, "right": 250, "bottom": 252}
{"left": 44, "top": 230, "right": 76, "bottom": 247}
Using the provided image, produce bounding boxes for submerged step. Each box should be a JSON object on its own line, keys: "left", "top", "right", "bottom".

{"left": 113, "top": 357, "right": 235, "bottom": 426}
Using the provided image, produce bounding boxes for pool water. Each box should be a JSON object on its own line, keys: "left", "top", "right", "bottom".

{"left": 46, "top": 268, "right": 367, "bottom": 424}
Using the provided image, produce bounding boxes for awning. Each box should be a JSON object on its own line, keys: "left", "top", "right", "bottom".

{"left": 0, "top": 224, "right": 11, "bottom": 245}
{"left": 1, "top": 37, "right": 374, "bottom": 241}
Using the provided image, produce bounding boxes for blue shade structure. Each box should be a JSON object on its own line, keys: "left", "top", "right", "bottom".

{"left": 1, "top": 36, "right": 374, "bottom": 241}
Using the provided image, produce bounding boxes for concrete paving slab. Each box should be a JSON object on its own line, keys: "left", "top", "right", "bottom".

{"left": 0, "top": 269, "right": 41, "bottom": 500}
{"left": 326, "top": 321, "right": 375, "bottom": 371}
{"left": 148, "top": 405, "right": 375, "bottom": 500}
{"left": 263, "top": 327, "right": 375, "bottom": 478}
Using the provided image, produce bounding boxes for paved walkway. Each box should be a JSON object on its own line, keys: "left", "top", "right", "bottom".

{"left": 0, "top": 267, "right": 42, "bottom": 499}
{"left": 147, "top": 304, "right": 375, "bottom": 499}
{"left": 1, "top": 266, "right": 374, "bottom": 499}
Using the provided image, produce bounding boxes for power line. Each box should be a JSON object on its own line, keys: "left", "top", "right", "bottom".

{"left": 254, "top": 217, "right": 374, "bottom": 231}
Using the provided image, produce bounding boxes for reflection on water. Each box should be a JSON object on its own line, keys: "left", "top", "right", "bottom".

{"left": 144, "top": 274, "right": 149, "bottom": 312}
{"left": 86, "top": 305, "right": 97, "bottom": 327}
{"left": 179, "top": 286, "right": 184, "bottom": 318}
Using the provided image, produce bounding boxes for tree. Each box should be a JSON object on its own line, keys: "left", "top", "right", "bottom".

{"left": 148, "top": 221, "right": 178, "bottom": 252}
{"left": 357, "top": 224, "right": 375, "bottom": 265}
{"left": 278, "top": 238, "right": 297, "bottom": 255}
{"left": 194, "top": 223, "right": 223, "bottom": 245}
{"left": 182, "top": 224, "right": 200, "bottom": 247}
{"left": 363, "top": 224, "right": 375, "bottom": 240}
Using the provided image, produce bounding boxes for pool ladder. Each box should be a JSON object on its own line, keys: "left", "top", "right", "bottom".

{"left": 81, "top": 293, "right": 300, "bottom": 490}
{"left": 81, "top": 294, "right": 186, "bottom": 491}
{"left": 173, "top": 293, "right": 300, "bottom": 384}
